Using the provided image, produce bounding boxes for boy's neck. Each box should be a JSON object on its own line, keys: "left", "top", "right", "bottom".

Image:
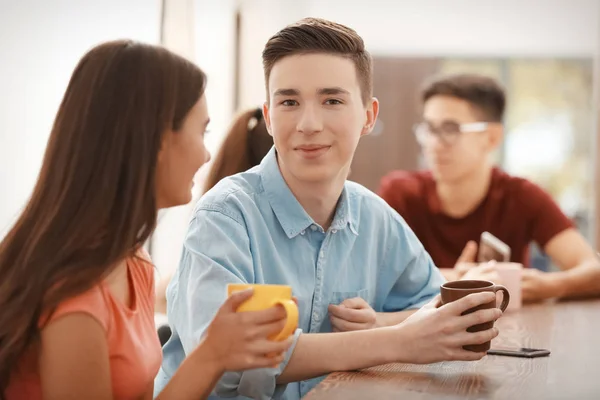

{"left": 278, "top": 161, "right": 348, "bottom": 231}
{"left": 436, "top": 163, "right": 494, "bottom": 218}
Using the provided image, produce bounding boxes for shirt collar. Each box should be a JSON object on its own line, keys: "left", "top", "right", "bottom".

{"left": 330, "top": 186, "right": 358, "bottom": 235}
{"left": 259, "top": 147, "right": 358, "bottom": 238}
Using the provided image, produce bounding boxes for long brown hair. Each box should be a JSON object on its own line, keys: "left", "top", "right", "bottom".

{"left": 0, "top": 40, "right": 206, "bottom": 393}
{"left": 203, "top": 108, "right": 272, "bottom": 193}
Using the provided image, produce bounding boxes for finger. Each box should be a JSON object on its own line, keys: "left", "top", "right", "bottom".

{"left": 456, "top": 241, "right": 478, "bottom": 264}
{"left": 450, "top": 350, "right": 488, "bottom": 361}
{"left": 442, "top": 292, "right": 496, "bottom": 315}
{"left": 456, "top": 308, "right": 503, "bottom": 330}
{"left": 339, "top": 297, "right": 368, "bottom": 309}
{"left": 423, "top": 295, "right": 441, "bottom": 309}
{"left": 328, "top": 304, "right": 370, "bottom": 323}
{"left": 245, "top": 318, "right": 288, "bottom": 339}
{"left": 330, "top": 315, "right": 366, "bottom": 332}
{"left": 461, "top": 262, "right": 494, "bottom": 278}
{"left": 456, "top": 327, "right": 499, "bottom": 347}
{"left": 249, "top": 336, "right": 294, "bottom": 355}
{"left": 476, "top": 262, "right": 497, "bottom": 273}
{"left": 222, "top": 288, "right": 254, "bottom": 312}
{"left": 462, "top": 267, "right": 501, "bottom": 284}
{"left": 455, "top": 262, "right": 478, "bottom": 274}
{"left": 521, "top": 269, "right": 537, "bottom": 281}
{"left": 240, "top": 304, "right": 287, "bottom": 325}
{"left": 521, "top": 285, "right": 539, "bottom": 303}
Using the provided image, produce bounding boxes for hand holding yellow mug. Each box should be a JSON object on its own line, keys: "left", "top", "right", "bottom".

{"left": 227, "top": 284, "right": 299, "bottom": 341}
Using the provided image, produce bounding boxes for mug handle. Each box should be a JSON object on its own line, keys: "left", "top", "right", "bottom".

{"left": 492, "top": 285, "right": 510, "bottom": 312}
{"left": 271, "top": 299, "right": 299, "bottom": 341}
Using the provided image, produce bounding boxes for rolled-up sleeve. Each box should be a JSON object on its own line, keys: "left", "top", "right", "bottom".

{"left": 382, "top": 214, "right": 446, "bottom": 312}
{"left": 218, "top": 329, "right": 301, "bottom": 399}
{"left": 168, "top": 207, "right": 301, "bottom": 399}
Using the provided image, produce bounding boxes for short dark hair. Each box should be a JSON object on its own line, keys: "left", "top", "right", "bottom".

{"left": 421, "top": 73, "right": 506, "bottom": 122}
{"left": 262, "top": 17, "right": 372, "bottom": 104}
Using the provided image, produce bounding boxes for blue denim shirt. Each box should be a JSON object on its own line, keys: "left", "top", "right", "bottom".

{"left": 155, "top": 148, "right": 444, "bottom": 399}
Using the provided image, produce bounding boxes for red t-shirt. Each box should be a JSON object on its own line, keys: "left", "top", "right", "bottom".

{"left": 378, "top": 168, "right": 574, "bottom": 269}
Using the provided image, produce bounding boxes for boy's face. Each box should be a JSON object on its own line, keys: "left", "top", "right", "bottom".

{"left": 421, "top": 95, "right": 502, "bottom": 183}
{"left": 264, "top": 53, "right": 378, "bottom": 186}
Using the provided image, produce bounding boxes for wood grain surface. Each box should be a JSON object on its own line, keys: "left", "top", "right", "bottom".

{"left": 305, "top": 299, "right": 600, "bottom": 400}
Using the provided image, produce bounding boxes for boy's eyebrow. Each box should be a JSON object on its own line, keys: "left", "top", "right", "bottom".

{"left": 318, "top": 87, "right": 350, "bottom": 96}
{"left": 272, "top": 87, "right": 351, "bottom": 97}
{"left": 273, "top": 88, "right": 300, "bottom": 97}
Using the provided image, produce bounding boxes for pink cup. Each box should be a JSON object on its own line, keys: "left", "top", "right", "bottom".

{"left": 494, "top": 262, "right": 522, "bottom": 311}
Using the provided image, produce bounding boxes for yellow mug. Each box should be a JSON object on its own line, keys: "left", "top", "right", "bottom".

{"left": 227, "top": 283, "right": 299, "bottom": 341}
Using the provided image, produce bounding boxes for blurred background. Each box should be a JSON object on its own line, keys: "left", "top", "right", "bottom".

{"left": 1, "top": 0, "right": 598, "bottom": 277}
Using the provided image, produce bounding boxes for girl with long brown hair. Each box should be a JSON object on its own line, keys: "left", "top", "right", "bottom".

{"left": 0, "top": 40, "right": 291, "bottom": 400}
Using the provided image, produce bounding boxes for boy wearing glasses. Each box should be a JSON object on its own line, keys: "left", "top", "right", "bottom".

{"left": 379, "top": 73, "right": 600, "bottom": 303}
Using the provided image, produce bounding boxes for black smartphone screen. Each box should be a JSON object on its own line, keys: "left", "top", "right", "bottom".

{"left": 487, "top": 347, "right": 550, "bottom": 358}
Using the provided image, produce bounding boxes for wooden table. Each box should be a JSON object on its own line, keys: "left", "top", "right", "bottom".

{"left": 305, "top": 299, "right": 600, "bottom": 400}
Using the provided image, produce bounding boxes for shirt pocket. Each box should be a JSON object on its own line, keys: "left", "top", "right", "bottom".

{"left": 329, "top": 288, "right": 370, "bottom": 305}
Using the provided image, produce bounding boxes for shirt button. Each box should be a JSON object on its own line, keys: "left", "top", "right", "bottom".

{"left": 313, "top": 313, "right": 320, "bottom": 321}
{"left": 311, "top": 225, "right": 318, "bottom": 231}
{"left": 319, "top": 251, "right": 324, "bottom": 258}
{"left": 332, "top": 229, "right": 337, "bottom": 233}
{"left": 300, "top": 230, "right": 305, "bottom": 235}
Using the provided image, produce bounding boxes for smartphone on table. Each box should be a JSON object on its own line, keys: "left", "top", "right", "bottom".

{"left": 487, "top": 347, "right": 550, "bottom": 358}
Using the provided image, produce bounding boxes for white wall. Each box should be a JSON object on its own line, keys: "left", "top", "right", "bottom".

{"left": 150, "top": 0, "right": 238, "bottom": 276}
{"left": 309, "top": 0, "right": 599, "bottom": 57}
{"left": 238, "top": 0, "right": 600, "bottom": 107}
{"left": 0, "top": 0, "right": 161, "bottom": 238}
{"left": 237, "top": 0, "right": 310, "bottom": 109}
{"left": 0, "top": 0, "right": 238, "bottom": 276}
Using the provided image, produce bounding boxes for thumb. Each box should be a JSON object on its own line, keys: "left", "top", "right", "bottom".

{"left": 340, "top": 297, "right": 367, "bottom": 309}
{"left": 424, "top": 294, "right": 442, "bottom": 309}
{"left": 222, "top": 288, "right": 254, "bottom": 312}
{"left": 478, "top": 260, "right": 497, "bottom": 272}
{"left": 456, "top": 241, "right": 478, "bottom": 264}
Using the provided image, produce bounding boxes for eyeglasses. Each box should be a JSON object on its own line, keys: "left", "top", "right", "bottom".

{"left": 413, "top": 121, "right": 489, "bottom": 146}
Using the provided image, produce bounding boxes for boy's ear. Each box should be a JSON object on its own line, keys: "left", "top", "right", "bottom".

{"left": 361, "top": 97, "right": 379, "bottom": 136}
{"left": 263, "top": 102, "right": 273, "bottom": 137}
